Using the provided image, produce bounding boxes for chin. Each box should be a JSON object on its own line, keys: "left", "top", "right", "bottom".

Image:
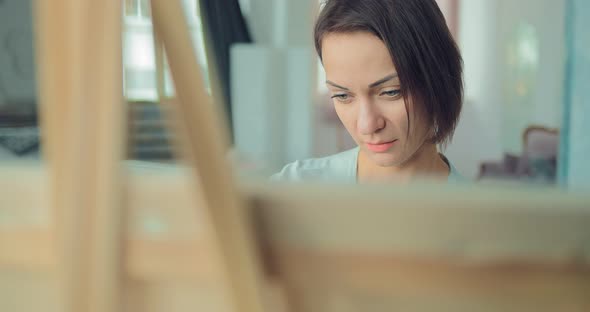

{"left": 368, "top": 152, "right": 403, "bottom": 167}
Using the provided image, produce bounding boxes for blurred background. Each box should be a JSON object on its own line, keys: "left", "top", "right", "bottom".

{"left": 0, "top": 0, "right": 588, "bottom": 187}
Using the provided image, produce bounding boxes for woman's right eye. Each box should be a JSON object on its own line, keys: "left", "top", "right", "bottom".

{"left": 331, "top": 94, "right": 351, "bottom": 103}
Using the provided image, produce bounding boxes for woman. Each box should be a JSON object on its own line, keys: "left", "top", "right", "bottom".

{"left": 274, "top": 0, "right": 463, "bottom": 183}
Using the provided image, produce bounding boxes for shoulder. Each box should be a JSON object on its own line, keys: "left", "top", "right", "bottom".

{"left": 271, "top": 147, "right": 359, "bottom": 182}
{"left": 446, "top": 158, "right": 468, "bottom": 183}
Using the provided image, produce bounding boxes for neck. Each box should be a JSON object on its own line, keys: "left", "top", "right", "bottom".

{"left": 357, "top": 143, "right": 449, "bottom": 183}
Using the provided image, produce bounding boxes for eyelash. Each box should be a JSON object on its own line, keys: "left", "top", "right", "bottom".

{"left": 380, "top": 89, "right": 401, "bottom": 97}
{"left": 330, "top": 89, "right": 401, "bottom": 103}
{"left": 331, "top": 94, "right": 350, "bottom": 101}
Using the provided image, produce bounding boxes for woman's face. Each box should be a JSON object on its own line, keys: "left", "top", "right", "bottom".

{"left": 322, "top": 31, "right": 431, "bottom": 167}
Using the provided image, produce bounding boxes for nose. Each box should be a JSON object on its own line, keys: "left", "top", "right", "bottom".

{"left": 357, "top": 98, "right": 385, "bottom": 135}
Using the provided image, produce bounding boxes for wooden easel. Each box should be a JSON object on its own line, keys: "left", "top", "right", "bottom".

{"left": 1, "top": 0, "right": 590, "bottom": 312}
{"left": 34, "top": 0, "right": 266, "bottom": 311}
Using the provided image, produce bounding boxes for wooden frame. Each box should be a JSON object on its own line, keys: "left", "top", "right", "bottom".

{"left": 3, "top": 167, "right": 590, "bottom": 311}
{"left": 34, "top": 1, "right": 126, "bottom": 312}
{"left": 1, "top": 0, "right": 590, "bottom": 312}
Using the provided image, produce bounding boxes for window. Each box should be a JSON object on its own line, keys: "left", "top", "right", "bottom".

{"left": 123, "top": 0, "right": 209, "bottom": 101}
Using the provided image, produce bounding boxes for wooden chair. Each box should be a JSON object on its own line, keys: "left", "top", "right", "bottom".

{"left": 1, "top": 1, "right": 590, "bottom": 312}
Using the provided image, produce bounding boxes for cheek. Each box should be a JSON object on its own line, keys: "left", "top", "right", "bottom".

{"left": 394, "top": 108, "right": 409, "bottom": 132}
{"left": 334, "top": 105, "right": 355, "bottom": 130}
{"left": 333, "top": 105, "right": 362, "bottom": 141}
{"left": 403, "top": 109, "right": 432, "bottom": 148}
{"left": 382, "top": 101, "right": 409, "bottom": 133}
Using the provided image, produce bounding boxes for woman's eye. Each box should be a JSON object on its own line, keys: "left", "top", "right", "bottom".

{"left": 331, "top": 94, "right": 350, "bottom": 102}
{"left": 381, "top": 89, "right": 401, "bottom": 97}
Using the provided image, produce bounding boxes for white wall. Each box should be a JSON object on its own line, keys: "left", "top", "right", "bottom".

{"left": 446, "top": 0, "right": 565, "bottom": 179}
{"left": 497, "top": 0, "right": 565, "bottom": 153}
{"left": 231, "top": 0, "right": 319, "bottom": 173}
{"left": 445, "top": 0, "right": 503, "bottom": 179}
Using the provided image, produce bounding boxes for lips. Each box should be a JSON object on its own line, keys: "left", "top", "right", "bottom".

{"left": 366, "top": 140, "right": 397, "bottom": 153}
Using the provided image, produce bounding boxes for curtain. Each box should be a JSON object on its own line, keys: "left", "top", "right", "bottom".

{"left": 199, "top": 0, "right": 252, "bottom": 137}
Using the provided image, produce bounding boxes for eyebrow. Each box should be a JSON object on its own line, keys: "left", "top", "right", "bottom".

{"left": 326, "top": 80, "right": 349, "bottom": 91}
{"left": 326, "top": 73, "right": 398, "bottom": 91}
{"left": 368, "top": 73, "right": 398, "bottom": 88}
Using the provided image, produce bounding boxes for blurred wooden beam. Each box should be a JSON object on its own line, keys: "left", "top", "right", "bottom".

{"left": 33, "top": 0, "right": 126, "bottom": 311}
{"left": 150, "top": 1, "right": 266, "bottom": 312}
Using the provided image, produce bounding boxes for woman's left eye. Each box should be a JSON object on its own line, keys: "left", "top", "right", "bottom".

{"left": 380, "top": 89, "right": 401, "bottom": 97}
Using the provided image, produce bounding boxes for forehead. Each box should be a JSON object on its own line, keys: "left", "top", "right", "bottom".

{"left": 321, "top": 32, "right": 397, "bottom": 85}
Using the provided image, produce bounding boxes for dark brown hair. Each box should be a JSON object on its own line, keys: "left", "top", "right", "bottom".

{"left": 314, "top": 0, "right": 463, "bottom": 145}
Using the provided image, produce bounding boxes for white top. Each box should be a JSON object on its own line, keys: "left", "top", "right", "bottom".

{"left": 272, "top": 146, "right": 463, "bottom": 183}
